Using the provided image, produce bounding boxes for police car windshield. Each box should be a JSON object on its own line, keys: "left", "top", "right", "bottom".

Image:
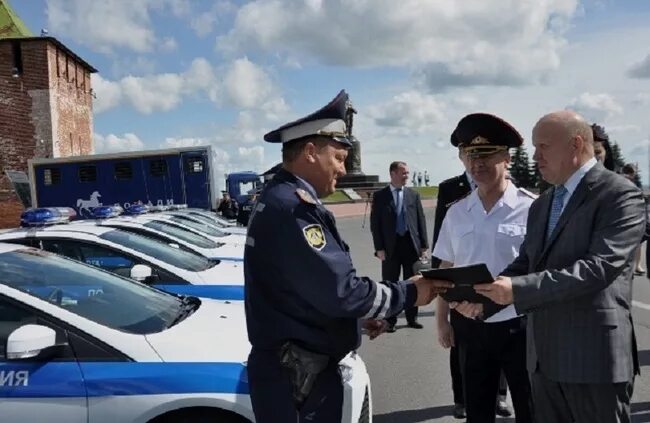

{"left": 143, "top": 221, "right": 218, "bottom": 249}
{"left": 184, "top": 212, "right": 224, "bottom": 226}
{"left": 100, "top": 230, "right": 214, "bottom": 271}
{"left": 188, "top": 211, "right": 229, "bottom": 228}
{"left": 169, "top": 216, "right": 225, "bottom": 237}
{"left": 0, "top": 249, "right": 183, "bottom": 334}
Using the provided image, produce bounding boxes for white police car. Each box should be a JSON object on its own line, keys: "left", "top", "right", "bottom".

{"left": 169, "top": 209, "right": 248, "bottom": 235}
{"left": 0, "top": 208, "right": 245, "bottom": 300}
{"left": 0, "top": 243, "right": 373, "bottom": 423}
{"left": 147, "top": 212, "right": 246, "bottom": 246}
{"left": 90, "top": 213, "right": 244, "bottom": 261}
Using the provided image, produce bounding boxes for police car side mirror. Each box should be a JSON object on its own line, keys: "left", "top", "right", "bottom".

{"left": 6, "top": 324, "right": 58, "bottom": 361}
{"left": 130, "top": 264, "right": 153, "bottom": 282}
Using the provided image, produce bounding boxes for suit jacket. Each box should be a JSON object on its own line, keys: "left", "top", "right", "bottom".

{"left": 370, "top": 185, "right": 428, "bottom": 259}
{"left": 430, "top": 173, "right": 472, "bottom": 268}
{"left": 501, "top": 163, "right": 645, "bottom": 384}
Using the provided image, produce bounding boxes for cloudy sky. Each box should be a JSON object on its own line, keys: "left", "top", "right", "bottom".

{"left": 13, "top": 0, "right": 650, "bottom": 188}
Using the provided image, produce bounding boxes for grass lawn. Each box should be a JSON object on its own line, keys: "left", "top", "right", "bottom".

{"left": 413, "top": 186, "right": 439, "bottom": 199}
{"left": 322, "top": 186, "right": 439, "bottom": 203}
{"left": 322, "top": 190, "right": 352, "bottom": 203}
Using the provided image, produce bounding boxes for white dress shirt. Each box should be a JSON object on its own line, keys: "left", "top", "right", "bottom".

{"left": 432, "top": 181, "right": 536, "bottom": 323}
{"left": 560, "top": 157, "right": 597, "bottom": 211}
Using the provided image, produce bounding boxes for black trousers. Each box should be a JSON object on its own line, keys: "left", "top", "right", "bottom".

{"left": 459, "top": 317, "right": 533, "bottom": 423}
{"left": 530, "top": 371, "right": 634, "bottom": 423}
{"left": 450, "top": 310, "right": 466, "bottom": 405}
{"left": 248, "top": 349, "right": 343, "bottom": 423}
{"left": 382, "top": 232, "right": 419, "bottom": 325}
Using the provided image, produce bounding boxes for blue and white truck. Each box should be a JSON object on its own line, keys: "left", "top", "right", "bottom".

{"left": 28, "top": 146, "right": 217, "bottom": 217}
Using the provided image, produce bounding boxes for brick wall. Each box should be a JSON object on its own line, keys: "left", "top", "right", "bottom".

{"left": 48, "top": 43, "right": 93, "bottom": 157}
{"left": 0, "top": 38, "right": 94, "bottom": 228}
{"left": 0, "top": 40, "right": 49, "bottom": 228}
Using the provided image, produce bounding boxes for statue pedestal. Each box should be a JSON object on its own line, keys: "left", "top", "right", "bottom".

{"left": 337, "top": 174, "right": 380, "bottom": 188}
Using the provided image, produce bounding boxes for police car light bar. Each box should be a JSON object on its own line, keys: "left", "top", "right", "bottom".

{"left": 150, "top": 205, "right": 170, "bottom": 212}
{"left": 124, "top": 204, "right": 150, "bottom": 215}
{"left": 20, "top": 207, "right": 75, "bottom": 227}
{"left": 167, "top": 204, "right": 188, "bottom": 210}
{"left": 91, "top": 205, "right": 124, "bottom": 219}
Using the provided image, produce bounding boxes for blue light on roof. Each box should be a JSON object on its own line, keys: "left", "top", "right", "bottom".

{"left": 20, "top": 208, "right": 71, "bottom": 227}
{"left": 124, "top": 204, "right": 150, "bottom": 215}
{"left": 91, "top": 206, "right": 123, "bottom": 219}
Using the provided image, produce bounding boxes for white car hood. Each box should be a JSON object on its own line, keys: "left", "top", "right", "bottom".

{"left": 145, "top": 298, "right": 250, "bottom": 362}
{"left": 211, "top": 243, "right": 244, "bottom": 260}
{"left": 219, "top": 234, "right": 246, "bottom": 246}
{"left": 223, "top": 227, "right": 247, "bottom": 236}
{"left": 196, "top": 260, "right": 244, "bottom": 285}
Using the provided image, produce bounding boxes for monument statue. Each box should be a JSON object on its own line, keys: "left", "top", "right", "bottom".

{"left": 345, "top": 101, "right": 363, "bottom": 175}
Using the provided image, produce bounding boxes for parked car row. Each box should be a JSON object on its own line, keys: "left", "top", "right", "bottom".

{"left": 0, "top": 205, "right": 373, "bottom": 423}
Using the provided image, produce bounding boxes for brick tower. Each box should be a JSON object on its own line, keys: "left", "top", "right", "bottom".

{"left": 0, "top": 0, "right": 96, "bottom": 227}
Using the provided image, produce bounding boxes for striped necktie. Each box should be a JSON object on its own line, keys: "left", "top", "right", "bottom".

{"left": 546, "top": 185, "right": 567, "bottom": 241}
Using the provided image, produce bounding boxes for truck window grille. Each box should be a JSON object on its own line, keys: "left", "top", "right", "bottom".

{"left": 185, "top": 158, "right": 204, "bottom": 173}
{"left": 150, "top": 159, "right": 167, "bottom": 177}
{"left": 78, "top": 165, "right": 97, "bottom": 182}
{"left": 114, "top": 162, "right": 133, "bottom": 180}
{"left": 43, "top": 168, "right": 61, "bottom": 186}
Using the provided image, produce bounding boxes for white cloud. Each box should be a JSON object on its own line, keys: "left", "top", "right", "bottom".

{"left": 190, "top": 1, "right": 236, "bottom": 37}
{"left": 191, "top": 14, "right": 216, "bottom": 38}
{"left": 92, "top": 58, "right": 217, "bottom": 114}
{"left": 46, "top": 0, "right": 156, "bottom": 53}
{"left": 628, "top": 54, "right": 650, "bottom": 79}
{"left": 218, "top": 0, "right": 578, "bottom": 89}
{"left": 46, "top": 0, "right": 193, "bottom": 53}
{"left": 160, "top": 37, "right": 179, "bottom": 52}
{"left": 222, "top": 58, "right": 279, "bottom": 110}
{"left": 566, "top": 92, "right": 624, "bottom": 123}
{"left": 369, "top": 91, "right": 447, "bottom": 135}
{"left": 91, "top": 57, "right": 285, "bottom": 115}
{"left": 94, "top": 133, "right": 145, "bottom": 153}
{"left": 633, "top": 93, "right": 650, "bottom": 106}
{"left": 91, "top": 74, "right": 122, "bottom": 114}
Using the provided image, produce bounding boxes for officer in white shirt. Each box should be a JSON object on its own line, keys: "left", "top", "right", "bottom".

{"left": 432, "top": 113, "right": 535, "bottom": 423}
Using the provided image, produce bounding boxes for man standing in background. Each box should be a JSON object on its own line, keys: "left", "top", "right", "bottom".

{"left": 371, "top": 161, "right": 429, "bottom": 332}
{"left": 217, "top": 191, "right": 239, "bottom": 219}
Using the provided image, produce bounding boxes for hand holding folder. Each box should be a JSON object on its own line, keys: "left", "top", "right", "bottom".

{"left": 419, "top": 263, "right": 495, "bottom": 304}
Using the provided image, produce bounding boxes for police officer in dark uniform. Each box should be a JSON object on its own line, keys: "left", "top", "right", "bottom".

{"left": 244, "top": 90, "right": 452, "bottom": 423}
{"left": 237, "top": 191, "right": 259, "bottom": 226}
{"left": 217, "top": 191, "right": 238, "bottom": 219}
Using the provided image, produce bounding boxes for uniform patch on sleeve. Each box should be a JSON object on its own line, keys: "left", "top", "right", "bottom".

{"left": 303, "top": 224, "right": 326, "bottom": 250}
{"left": 296, "top": 188, "right": 317, "bottom": 205}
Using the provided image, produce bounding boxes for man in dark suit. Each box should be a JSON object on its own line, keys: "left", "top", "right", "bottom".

{"left": 371, "top": 161, "right": 429, "bottom": 331}
{"left": 463, "top": 110, "right": 644, "bottom": 422}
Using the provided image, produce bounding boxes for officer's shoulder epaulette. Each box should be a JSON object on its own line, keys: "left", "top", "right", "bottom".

{"left": 445, "top": 190, "right": 472, "bottom": 208}
{"left": 295, "top": 188, "right": 317, "bottom": 205}
{"left": 517, "top": 187, "right": 538, "bottom": 199}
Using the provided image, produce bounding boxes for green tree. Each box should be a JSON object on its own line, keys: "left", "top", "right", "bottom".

{"left": 532, "top": 163, "right": 552, "bottom": 193}
{"left": 610, "top": 141, "right": 626, "bottom": 173}
{"left": 509, "top": 146, "right": 534, "bottom": 188}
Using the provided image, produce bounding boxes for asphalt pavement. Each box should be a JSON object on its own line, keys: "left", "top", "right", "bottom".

{"left": 335, "top": 210, "right": 650, "bottom": 423}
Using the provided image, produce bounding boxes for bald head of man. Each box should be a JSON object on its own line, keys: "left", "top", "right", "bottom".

{"left": 532, "top": 110, "right": 595, "bottom": 186}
